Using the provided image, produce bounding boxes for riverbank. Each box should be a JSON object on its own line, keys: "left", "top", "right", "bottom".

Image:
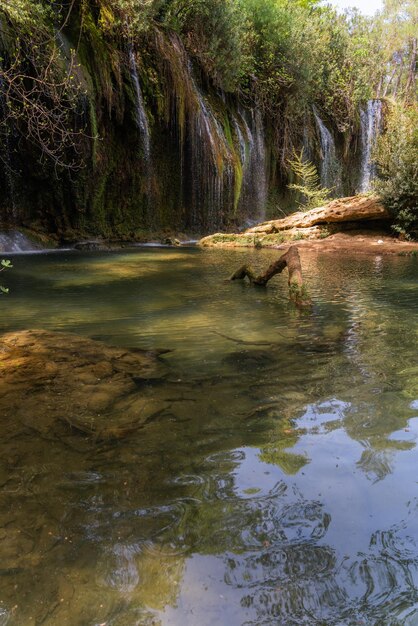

{"left": 2, "top": 194, "right": 417, "bottom": 255}
{"left": 2, "top": 226, "right": 417, "bottom": 256}
{"left": 200, "top": 230, "right": 418, "bottom": 256}
{"left": 0, "top": 226, "right": 199, "bottom": 253}
{"left": 199, "top": 196, "right": 418, "bottom": 255}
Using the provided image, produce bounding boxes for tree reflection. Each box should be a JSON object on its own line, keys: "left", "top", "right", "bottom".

{"left": 216, "top": 490, "right": 418, "bottom": 625}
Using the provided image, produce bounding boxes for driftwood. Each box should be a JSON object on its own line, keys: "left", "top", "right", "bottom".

{"left": 229, "top": 246, "right": 311, "bottom": 306}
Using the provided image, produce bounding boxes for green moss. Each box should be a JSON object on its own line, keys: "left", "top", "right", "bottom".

{"left": 223, "top": 113, "right": 244, "bottom": 215}
{"left": 89, "top": 98, "right": 98, "bottom": 166}
{"left": 292, "top": 231, "right": 305, "bottom": 241}
{"left": 289, "top": 281, "right": 311, "bottom": 306}
{"left": 233, "top": 159, "right": 243, "bottom": 215}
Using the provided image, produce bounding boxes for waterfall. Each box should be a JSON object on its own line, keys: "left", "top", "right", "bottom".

{"left": 155, "top": 31, "right": 266, "bottom": 232}
{"left": 128, "top": 48, "right": 151, "bottom": 161}
{"left": 252, "top": 110, "right": 268, "bottom": 220}
{"left": 313, "top": 107, "right": 342, "bottom": 192}
{"left": 187, "top": 72, "right": 234, "bottom": 232}
{"left": 0, "top": 230, "right": 41, "bottom": 252}
{"left": 194, "top": 89, "right": 220, "bottom": 163}
{"left": 236, "top": 110, "right": 268, "bottom": 222}
{"left": 359, "top": 99, "right": 383, "bottom": 192}
{"left": 233, "top": 117, "right": 247, "bottom": 166}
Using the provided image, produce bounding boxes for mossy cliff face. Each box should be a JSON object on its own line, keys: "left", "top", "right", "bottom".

{"left": 0, "top": 4, "right": 270, "bottom": 239}
{"left": 0, "top": 3, "right": 371, "bottom": 240}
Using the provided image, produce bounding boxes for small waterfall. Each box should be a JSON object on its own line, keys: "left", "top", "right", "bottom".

{"left": 233, "top": 117, "right": 247, "bottom": 166}
{"left": 252, "top": 110, "right": 268, "bottom": 220}
{"left": 187, "top": 73, "right": 234, "bottom": 232}
{"left": 0, "top": 230, "right": 41, "bottom": 252}
{"left": 194, "top": 89, "right": 220, "bottom": 162}
{"left": 156, "top": 31, "right": 266, "bottom": 232}
{"left": 313, "top": 107, "right": 342, "bottom": 192}
{"left": 236, "top": 110, "right": 268, "bottom": 221}
{"left": 128, "top": 48, "right": 151, "bottom": 161}
{"left": 359, "top": 99, "right": 383, "bottom": 192}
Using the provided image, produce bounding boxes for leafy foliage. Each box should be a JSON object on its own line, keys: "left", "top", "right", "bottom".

{"left": 162, "top": 0, "right": 249, "bottom": 91}
{"left": 287, "top": 149, "right": 333, "bottom": 209}
{"left": 0, "top": 0, "right": 88, "bottom": 170}
{"left": 0, "top": 0, "right": 416, "bottom": 227}
{"left": 0, "top": 259, "right": 12, "bottom": 294}
{"left": 374, "top": 103, "right": 418, "bottom": 239}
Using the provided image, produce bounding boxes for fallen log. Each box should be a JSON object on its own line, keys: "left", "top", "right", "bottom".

{"left": 230, "top": 246, "right": 311, "bottom": 306}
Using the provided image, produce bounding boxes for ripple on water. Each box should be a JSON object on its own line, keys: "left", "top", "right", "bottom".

{"left": 171, "top": 474, "right": 207, "bottom": 487}
{"left": 205, "top": 449, "right": 247, "bottom": 465}
{"left": 225, "top": 543, "right": 336, "bottom": 589}
{"left": 101, "top": 543, "right": 141, "bottom": 592}
{"left": 0, "top": 249, "right": 417, "bottom": 625}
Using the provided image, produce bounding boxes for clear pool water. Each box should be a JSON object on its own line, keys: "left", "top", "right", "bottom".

{"left": 0, "top": 247, "right": 417, "bottom": 625}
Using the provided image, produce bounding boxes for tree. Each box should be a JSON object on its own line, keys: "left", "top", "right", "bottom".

{"left": 377, "top": 0, "right": 418, "bottom": 101}
{"left": 374, "top": 103, "right": 418, "bottom": 239}
{"left": 0, "top": 0, "right": 88, "bottom": 170}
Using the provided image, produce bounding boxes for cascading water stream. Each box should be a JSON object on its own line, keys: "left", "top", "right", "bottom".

{"left": 128, "top": 48, "right": 151, "bottom": 162}
{"left": 186, "top": 67, "right": 236, "bottom": 231}
{"left": 237, "top": 110, "right": 268, "bottom": 222}
{"left": 194, "top": 88, "right": 221, "bottom": 163}
{"left": 359, "top": 99, "right": 383, "bottom": 192}
{"left": 233, "top": 117, "right": 247, "bottom": 167}
{"left": 252, "top": 110, "right": 268, "bottom": 220}
{"left": 0, "top": 230, "right": 41, "bottom": 253}
{"left": 313, "top": 107, "right": 342, "bottom": 193}
{"left": 191, "top": 88, "right": 222, "bottom": 230}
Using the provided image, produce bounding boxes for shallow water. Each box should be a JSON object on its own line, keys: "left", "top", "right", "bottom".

{"left": 0, "top": 247, "right": 417, "bottom": 625}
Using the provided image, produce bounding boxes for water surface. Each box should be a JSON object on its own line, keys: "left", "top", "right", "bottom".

{"left": 0, "top": 247, "right": 417, "bottom": 625}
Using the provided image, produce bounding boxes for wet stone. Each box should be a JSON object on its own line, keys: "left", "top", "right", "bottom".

{"left": 0, "top": 330, "right": 169, "bottom": 439}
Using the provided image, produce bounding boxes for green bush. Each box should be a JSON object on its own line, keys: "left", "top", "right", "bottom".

{"left": 374, "top": 104, "right": 418, "bottom": 240}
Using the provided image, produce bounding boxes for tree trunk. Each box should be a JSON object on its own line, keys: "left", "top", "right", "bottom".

{"left": 382, "top": 66, "right": 397, "bottom": 97}
{"left": 229, "top": 246, "right": 311, "bottom": 307}
{"left": 393, "top": 60, "right": 405, "bottom": 99}
{"left": 405, "top": 37, "right": 417, "bottom": 102}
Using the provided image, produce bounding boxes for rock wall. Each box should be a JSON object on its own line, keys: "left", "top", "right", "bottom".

{"left": 0, "top": 5, "right": 376, "bottom": 240}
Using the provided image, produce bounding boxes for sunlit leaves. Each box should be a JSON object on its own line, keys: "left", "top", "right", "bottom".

{"left": 0, "top": 259, "right": 12, "bottom": 295}
{"left": 374, "top": 103, "right": 418, "bottom": 239}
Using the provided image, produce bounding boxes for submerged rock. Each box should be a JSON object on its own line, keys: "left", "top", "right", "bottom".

{"left": 0, "top": 330, "right": 169, "bottom": 439}
{"left": 73, "top": 240, "right": 112, "bottom": 251}
{"left": 162, "top": 237, "right": 181, "bottom": 246}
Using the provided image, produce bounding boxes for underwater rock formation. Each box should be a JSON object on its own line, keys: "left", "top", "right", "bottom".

{"left": 0, "top": 330, "right": 169, "bottom": 439}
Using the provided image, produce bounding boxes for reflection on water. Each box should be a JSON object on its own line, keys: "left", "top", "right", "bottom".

{"left": 0, "top": 247, "right": 417, "bottom": 625}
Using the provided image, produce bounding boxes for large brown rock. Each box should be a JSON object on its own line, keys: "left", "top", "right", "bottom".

{"left": 0, "top": 330, "right": 169, "bottom": 439}
{"left": 245, "top": 195, "right": 389, "bottom": 234}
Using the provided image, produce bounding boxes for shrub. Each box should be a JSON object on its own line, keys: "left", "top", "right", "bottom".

{"left": 374, "top": 104, "right": 418, "bottom": 240}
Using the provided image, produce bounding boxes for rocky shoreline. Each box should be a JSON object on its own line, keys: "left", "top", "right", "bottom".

{"left": 1, "top": 196, "right": 417, "bottom": 256}
{"left": 199, "top": 196, "right": 418, "bottom": 255}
